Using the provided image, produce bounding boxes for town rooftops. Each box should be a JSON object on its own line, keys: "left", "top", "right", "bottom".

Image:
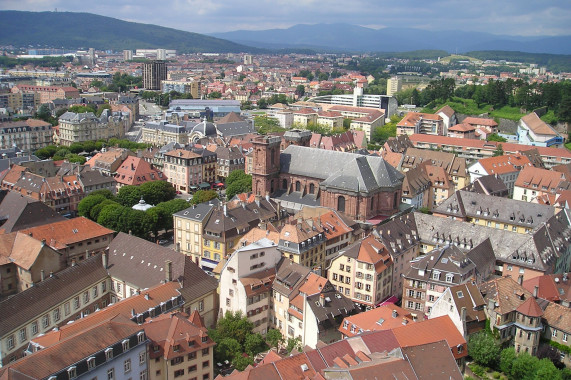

{"left": 340, "top": 305, "right": 414, "bottom": 337}
{"left": 520, "top": 112, "right": 558, "bottom": 136}
{"left": 0, "top": 254, "right": 108, "bottom": 337}
{"left": 2, "top": 315, "right": 142, "bottom": 380}
{"left": 20, "top": 217, "right": 114, "bottom": 250}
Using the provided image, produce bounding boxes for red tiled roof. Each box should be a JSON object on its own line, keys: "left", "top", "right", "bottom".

{"left": 392, "top": 316, "right": 467, "bottom": 359}
{"left": 516, "top": 297, "right": 543, "bottom": 317}
{"left": 20, "top": 217, "right": 114, "bottom": 250}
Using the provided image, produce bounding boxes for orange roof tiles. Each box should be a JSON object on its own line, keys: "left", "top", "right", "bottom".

{"left": 514, "top": 166, "right": 566, "bottom": 191}
{"left": 20, "top": 217, "right": 114, "bottom": 250}
{"left": 392, "top": 316, "right": 467, "bottom": 359}
{"left": 340, "top": 305, "right": 414, "bottom": 337}
{"left": 298, "top": 272, "right": 328, "bottom": 296}
{"left": 477, "top": 154, "right": 532, "bottom": 175}
{"left": 31, "top": 281, "right": 182, "bottom": 349}
{"left": 398, "top": 112, "right": 442, "bottom": 127}
{"left": 463, "top": 117, "right": 498, "bottom": 127}
{"left": 515, "top": 297, "right": 543, "bottom": 317}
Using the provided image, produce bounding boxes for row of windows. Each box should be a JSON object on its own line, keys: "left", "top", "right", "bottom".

{"left": 7, "top": 281, "right": 109, "bottom": 350}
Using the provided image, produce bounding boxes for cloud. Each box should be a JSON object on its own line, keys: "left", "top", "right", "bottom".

{"left": 0, "top": 0, "right": 569, "bottom": 36}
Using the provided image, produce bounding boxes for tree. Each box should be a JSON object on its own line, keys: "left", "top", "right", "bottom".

{"left": 116, "top": 186, "right": 142, "bottom": 207}
{"left": 295, "top": 84, "right": 305, "bottom": 97}
{"left": 537, "top": 345, "right": 564, "bottom": 369}
{"left": 88, "top": 189, "right": 115, "bottom": 199}
{"left": 208, "top": 91, "right": 222, "bottom": 99}
{"left": 244, "top": 333, "right": 267, "bottom": 357}
{"left": 96, "top": 104, "right": 112, "bottom": 117}
{"left": 534, "top": 358, "right": 561, "bottom": 380}
{"left": 499, "top": 347, "right": 517, "bottom": 375}
{"left": 78, "top": 195, "right": 106, "bottom": 218}
{"left": 153, "top": 199, "right": 190, "bottom": 231}
{"left": 97, "top": 203, "right": 127, "bottom": 231}
{"left": 190, "top": 190, "right": 218, "bottom": 205}
{"left": 68, "top": 105, "right": 96, "bottom": 114}
{"left": 213, "top": 311, "right": 254, "bottom": 347}
{"left": 225, "top": 170, "right": 252, "bottom": 200}
{"left": 215, "top": 338, "right": 242, "bottom": 364}
{"left": 487, "top": 133, "right": 507, "bottom": 142}
{"left": 286, "top": 337, "right": 302, "bottom": 353}
{"left": 493, "top": 143, "right": 504, "bottom": 157}
{"left": 232, "top": 355, "right": 254, "bottom": 371}
{"left": 511, "top": 352, "right": 540, "bottom": 380}
{"left": 266, "top": 329, "right": 283, "bottom": 348}
{"left": 139, "top": 180, "right": 176, "bottom": 206}
{"left": 468, "top": 332, "right": 500, "bottom": 367}
{"left": 90, "top": 199, "right": 119, "bottom": 221}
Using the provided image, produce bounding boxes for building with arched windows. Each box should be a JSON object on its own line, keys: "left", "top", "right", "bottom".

{"left": 251, "top": 136, "right": 404, "bottom": 221}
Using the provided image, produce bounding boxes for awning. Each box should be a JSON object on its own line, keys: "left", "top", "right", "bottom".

{"left": 201, "top": 258, "right": 218, "bottom": 270}
{"left": 216, "top": 182, "right": 225, "bottom": 187}
{"left": 190, "top": 186, "right": 198, "bottom": 190}
{"left": 199, "top": 182, "right": 211, "bottom": 189}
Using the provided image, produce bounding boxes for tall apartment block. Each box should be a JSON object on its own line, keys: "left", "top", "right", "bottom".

{"left": 143, "top": 60, "right": 167, "bottom": 91}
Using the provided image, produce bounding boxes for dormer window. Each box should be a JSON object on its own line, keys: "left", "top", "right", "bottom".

{"left": 67, "top": 366, "right": 77, "bottom": 379}
{"left": 137, "top": 332, "right": 145, "bottom": 344}
{"left": 87, "top": 357, "right": 96, "bottom": 370}
{"left": 105, "top": 348, "right": 113, "bottom": 360}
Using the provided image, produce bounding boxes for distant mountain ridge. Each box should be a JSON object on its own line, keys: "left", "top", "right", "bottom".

{"left": 210, "top": 23, "right": 571, "bottom": 55}
{"left": 0, "top": 11, "right": 257, "bottom": 53}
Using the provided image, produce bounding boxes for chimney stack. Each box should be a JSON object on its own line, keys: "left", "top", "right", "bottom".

{"left": 518, "top": 275, "right": 523, "bottom": 285}
{"left": 41, "top": 269, "right": 45, "bottom": 281}
{"left": 165, "top": 260, "right": 172, "bottom": 282}
{"left": 319, "top": 293, "right": 325, "bottom": 307}
{"left": 71, "top": 259, "right": 76, "bottom": 267}
{"left": 533, "top": 285, "right": 538, "bottom": 298}
{"left": 102, "top": 250, "right": 108, "bottom": 269}
{"left": 402, "top": 318, "right": 408, "bottom": 325}
{"left": 461, "top": 307, "right": 468, "bottom": 339}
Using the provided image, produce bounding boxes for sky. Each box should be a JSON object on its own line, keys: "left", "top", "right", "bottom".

{"left": 1, "top": 0, "right": 570, "bottom": 36}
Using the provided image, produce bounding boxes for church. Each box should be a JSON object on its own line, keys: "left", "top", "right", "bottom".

{"left": 251, "top": 135, "right": 404, "bottom": 221}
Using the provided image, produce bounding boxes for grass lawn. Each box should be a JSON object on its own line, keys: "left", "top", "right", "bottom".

{"left": 425, "top": 98, "right": 526, "bottom": 122}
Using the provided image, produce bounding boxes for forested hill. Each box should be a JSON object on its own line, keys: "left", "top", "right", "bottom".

{"left": 0, "top": 11, "right": 257, "bottom": 53}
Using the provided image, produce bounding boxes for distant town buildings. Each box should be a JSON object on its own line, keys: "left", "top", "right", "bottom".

{"left": 143, "top": 60, "right": 167, "bottom": 91}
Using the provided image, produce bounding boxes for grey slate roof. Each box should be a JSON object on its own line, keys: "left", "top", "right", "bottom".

{"left": 273, "top": 258, "right": 311, "bottom": 299}
{"left": 306, "top": 285, "right": 359, "bottom": 328}
{"left": 466, "top": 175, "right": 509, "bottom": 197}
{"left": 145, "top": 120, "right": 191, "bottom": 134}
{"left": 280, "top": 145, "right": 403, "bottom": 194}
{"left": 107, "top": 232, "right": 217, "bottom": 301}
{"left": 0, "top": 191, "right": 66, "bottom": 232}
{"left": 59, "top": 112, "right": 98, "bottom": 122}
{"left": 216, "top": 121, "right": 254, "bottom": 137}
{"left": 174, "top": 201, "right": 218, "bottom": 223}
{"left": 0, "top": 254, "right": 108, "bottom": 336}
{"left": 434, "top": 190, "right": 555, "bottom": 229}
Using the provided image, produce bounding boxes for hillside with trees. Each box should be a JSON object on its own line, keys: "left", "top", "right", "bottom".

{"left": 0, "top": 11, "right": 257, "bottom": 53}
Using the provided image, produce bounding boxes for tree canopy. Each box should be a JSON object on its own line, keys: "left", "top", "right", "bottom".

{"left": 225, "top": 170, "right": 252, "bottom": 200}
{"left": 468, "top": 332, "right": 500, "bottom": 368}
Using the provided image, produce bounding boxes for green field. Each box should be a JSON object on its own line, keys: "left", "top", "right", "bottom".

{"left": 424, "top": 97, "right": 526, "bottom": 121}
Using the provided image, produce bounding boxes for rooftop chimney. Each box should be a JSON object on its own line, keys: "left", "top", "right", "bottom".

{"left": 518, "top": 275, "right": 523, "bottom": 285}
{"left": 41, "top": 269, "right": 45, "bottom": 282}
{"left": 71, "top": 259, "right": 76, "bottom": 267}
{"left": 402, "top": 318, "right": 408, "bottom": 325}
{"left": 102, "top": 250, "right": 108, "bottom": 269}
{"left": 165, "top": 260, "right": 172, "bottom": 282}
{"left": 392, "top": 310, "right": 398, "bottom": 318}
{"left": 461, "top": 307, "right": 467, "bottom": 339}
{"left": 533, "top": 285, "right": 538, "bottom": 298}
{"left": 319, "top": 293, "right": 325, "bottom": 307}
